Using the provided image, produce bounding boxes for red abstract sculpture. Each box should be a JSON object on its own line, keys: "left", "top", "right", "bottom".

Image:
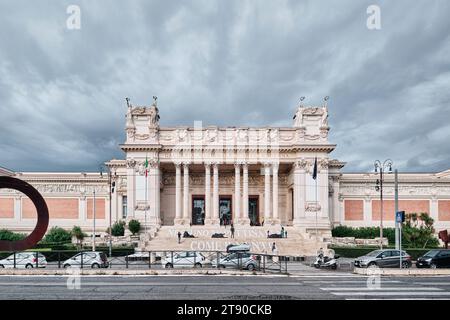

{"left": 0, "top": 176, "right": 49, "bottom": 251}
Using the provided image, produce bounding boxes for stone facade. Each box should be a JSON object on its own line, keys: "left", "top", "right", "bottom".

{"left": 2, "top": 101, "right": 450, "bottom": 238}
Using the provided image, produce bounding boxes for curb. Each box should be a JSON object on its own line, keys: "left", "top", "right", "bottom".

{"left": 0, "top": 269, "right": 287, "bottom": 276}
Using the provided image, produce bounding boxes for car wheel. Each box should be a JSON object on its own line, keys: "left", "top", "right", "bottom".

{"left": 91, "top": 263, "right": 100, "bottom": 269}
{"left": 430, "top": 263, "right": 437, "bottom": 269}
{"left": 401, "top": 261, "right": 410, "bottom": 269}
{"left": 25, "top": 264, "right": 33, "bottom": 269}
{"left": 367, "top": 262, "right": 377, "bottom": 268}
{"left": 63, "top": 264, "right": 71, "bottom": 268}
{"left": 0, "top": 265, "right": 4, "bottom": 268}
{"left": 247, "top": 264, "right": 255, "bottom": 271}
{"left": 218, "top": 264, "right": 226, "bottom": 269}
{"left": 331, "top": 264, "right": 337, "bottom": 270}
{"left": 165, "top": 263, "right": 173, "bottom": 269}
{"left": 194, "top": 263, "right": 202, "bottom": 268}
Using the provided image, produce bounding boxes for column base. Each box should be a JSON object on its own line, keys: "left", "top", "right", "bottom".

{"left": 236, "top": 218, "right": 250, "bottom": 226}
{"left": 204, "top": 218, "right": 220, "bottom": 226}
{"left": 174, "top": 218, "right": 191, "bottom": 226}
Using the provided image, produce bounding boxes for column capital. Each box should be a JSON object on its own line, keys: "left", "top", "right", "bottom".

{"left": 173, "top": 161, "right": 182, "bottom": 167}
{"left": 182, "top": 161, "right": 191, "bottom": 168}
{"left": 204, "top": 162, "right": 213, "bottom": 168}
{"left": 234, "top": 162, "right": 241, "bottom": 169}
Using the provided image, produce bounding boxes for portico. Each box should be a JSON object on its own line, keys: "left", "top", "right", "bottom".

{"left": 119, "top": 97, "right": 343, "bottom": 237}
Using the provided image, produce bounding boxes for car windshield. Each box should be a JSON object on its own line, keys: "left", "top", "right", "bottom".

{"left": 423, "top": 250, "right": 440, "bottom": 258}
{"left": 365, "top": 250, "right": 383, "bottom": 257}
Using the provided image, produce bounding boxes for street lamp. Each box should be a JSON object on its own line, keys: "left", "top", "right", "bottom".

{"left": 374, "top": 159, "right": 393, "bottom": 250}
{"left": 100, "top": 164, "right": 117, "bottom": 258}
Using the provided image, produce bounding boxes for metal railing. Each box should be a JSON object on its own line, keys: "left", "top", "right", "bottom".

{"left": 0, "top": 250, "right": 290, "bottom": 273}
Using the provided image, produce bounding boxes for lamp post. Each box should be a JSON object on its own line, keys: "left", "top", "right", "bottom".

{"left": 93, "top": 188, "right": 96, "bottom": 252}
{"left": 100, "top": 164, "right": 117, "bottom": 258}
{"left": 374, "top": 159, "right": 393, "bottom": 250}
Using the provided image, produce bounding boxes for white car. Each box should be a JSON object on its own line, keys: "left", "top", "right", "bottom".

{"left": 63, "top": 251, "right": 109, "bottom": 268}
{"left": 161, "top": 251, "right": 211, "bottom": 268}
{"left": 0, "top": 252, "right": 47, "bottom": 269}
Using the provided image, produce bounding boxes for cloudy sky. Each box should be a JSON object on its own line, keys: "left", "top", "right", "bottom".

{"left": 1, "top": 0, "right": 449, "bottom": 173}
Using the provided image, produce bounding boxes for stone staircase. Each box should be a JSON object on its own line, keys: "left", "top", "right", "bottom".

{"left": 138, "top": 225, "right": 326, "bottom": 257}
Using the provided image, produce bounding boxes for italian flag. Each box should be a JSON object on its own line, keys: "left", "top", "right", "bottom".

{"left": 144, "top": 156, "right": 149, "bottom": 177}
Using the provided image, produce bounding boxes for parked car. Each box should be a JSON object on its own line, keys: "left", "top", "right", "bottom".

{"left": 63, "top": 251, "right": 109, "bottom": 268}
{"left": 416, "top": 249, "right": 450, "bottom": 268}
{"left": 217, "top": 252, "right": 258, "bottom": 271}
{"left": 226, "top": 243, "right": 251, "bottom": 252}
{"left": 161, "top": 251, "right": 210, "bottom": 268}
{"left": 354, "top": 249, "right": 412, "bottom": 268}
{"left": 0, "top": 252, "right": 47, "bottom": 269}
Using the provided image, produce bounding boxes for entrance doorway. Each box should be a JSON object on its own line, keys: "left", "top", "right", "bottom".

{"left": 192, "top": 196, "right": 205, "bottom": 225}
{"left": 249, "top": 195, "right": 259, "bottom": 226}
{"left": 219, "top": 196, "right": 232, "bottom": 225}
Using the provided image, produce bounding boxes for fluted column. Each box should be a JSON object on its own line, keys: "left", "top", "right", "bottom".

{"left": 234, "top": 163, "right": 241, "bottom": 224}
{"left": 175, "top": 163, "right": 182, "bottom": 223}
{"left": 204, "top": 163, "right": 211, "bottom": 222}
{"left": 183, "top": 163, "right": 190, "bottom": 221}
{"left": 272, "top": 163, "right": 279, "bottom": 223}
{"left": 264, "top": 163, "right": 271, "bottom": 222}
{"left": 212, "top": 163, "right": 219, "bottom": 223}
{"left": 241, "top": 163, "right": 249, "bottom": 225}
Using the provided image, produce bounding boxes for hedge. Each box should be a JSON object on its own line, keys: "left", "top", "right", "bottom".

{"left": 332, "top": 226, "right": 396, "bottom": 244}
{"left": 330, "top": 246, "right": 435, "bottom": 260}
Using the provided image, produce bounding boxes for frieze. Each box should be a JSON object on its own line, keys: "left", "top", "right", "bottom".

{"left": 0, "top": 184, "right": 109, "bottom": 195}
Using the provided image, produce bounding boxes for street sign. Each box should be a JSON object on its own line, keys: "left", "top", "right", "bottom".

{"left": 396, "top": 211, "right": 405, "bottom": 224}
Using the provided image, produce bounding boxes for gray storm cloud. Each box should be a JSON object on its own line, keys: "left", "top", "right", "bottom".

{"left": 0, "top": 0, "right": 449, "bottom": 172}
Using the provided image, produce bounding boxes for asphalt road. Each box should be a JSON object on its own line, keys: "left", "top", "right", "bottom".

{"left": 1, "top": 274, "right": 450, "bottom": 300}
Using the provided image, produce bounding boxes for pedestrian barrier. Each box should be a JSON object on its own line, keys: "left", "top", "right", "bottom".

{"left": 0, "top": 250, "right": 291, "bottom": 273}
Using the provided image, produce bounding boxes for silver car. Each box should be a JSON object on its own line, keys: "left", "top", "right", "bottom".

{"left": 0, "top": 252, "right": 47, "bottom": 269}
{"left": 218, "top": 253, "right": 258, "bottom": 271}
{"left": 354, "top": 249, "right": 412, "bottom": 268}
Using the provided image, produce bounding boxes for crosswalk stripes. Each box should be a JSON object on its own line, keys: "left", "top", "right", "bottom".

{"left": 301, "top": 276, "right": 450, "bottom": 299}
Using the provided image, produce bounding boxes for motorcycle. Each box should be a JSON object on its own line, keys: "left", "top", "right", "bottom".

{"left": 314, "top": 252, "right": 339, "bottom": 270}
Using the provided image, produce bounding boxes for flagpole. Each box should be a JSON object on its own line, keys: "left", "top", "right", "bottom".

{"left": 315, "top": 165, "right": 318, "bottom": 241}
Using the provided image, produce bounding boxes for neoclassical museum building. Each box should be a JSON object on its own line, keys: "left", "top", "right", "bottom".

{"left": 1, "top": 99, "right": 450, "bottom": 248}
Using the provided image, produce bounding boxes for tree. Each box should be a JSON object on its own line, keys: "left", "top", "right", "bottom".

{"left": 71, "top": 226, "right": 87, "bottom": 249}
{"left": 42, "top": 227, "right": 72, "bottom": 244}
{"left": 128, "top": 219, "right": 141, "bottom": 235}
{"left": 111, "top": 220, "right": 126, "bottom": 236}
{"left": 403, "top": 212, "right": 439, "bottom": 248}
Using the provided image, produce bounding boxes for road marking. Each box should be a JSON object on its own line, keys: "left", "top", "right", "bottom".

{"left": 321, "top": 287, "right": 442, "bottom": 291}
{"left": 332, "top": 292, "right": 450, "bottom": 296}
{"left": 414, "top": 282, "right": 450, "bottom": 286}
{"left": 0, "top": 282, "right": 306, "bottom": 286}
{"left": 303, "top": 280, "right": 401, "bottom": 284}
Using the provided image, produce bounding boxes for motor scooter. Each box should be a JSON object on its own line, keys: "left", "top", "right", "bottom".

{"left": 314, "top": 253, "right": 339, "bottom": 270}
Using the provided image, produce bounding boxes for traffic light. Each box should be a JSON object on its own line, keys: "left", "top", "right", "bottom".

{"left": 111, "top": 181, "right": 116, "bottom": 194}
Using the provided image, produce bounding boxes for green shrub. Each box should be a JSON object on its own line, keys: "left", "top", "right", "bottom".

{"left": 111, "top": 220, "right": 126, "bottom": 236}
{"left": 332, "top": 213, "right": 439, "bottom": 249}
{"left": 0, "top": 229, "right": 26, "bottom": 241}
{"left": 128, "top": 219, "right": 141, "bottom": 235}
{"left": 41, "top": 227, "right": 72, "bottom": 244}
{"left": 331, "top": 226, "right": 396, "bottom": 244}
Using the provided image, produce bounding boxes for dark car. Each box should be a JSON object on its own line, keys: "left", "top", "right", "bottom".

{"left": 416, "top": 249, "right": 450, "bottom": 268}
{"left": 354, "top": 249, "right": 412, "bottom": 268}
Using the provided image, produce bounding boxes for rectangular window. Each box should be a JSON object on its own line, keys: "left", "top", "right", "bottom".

{"left": 122, "top": 196, "right": 128, "bottom": 219}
